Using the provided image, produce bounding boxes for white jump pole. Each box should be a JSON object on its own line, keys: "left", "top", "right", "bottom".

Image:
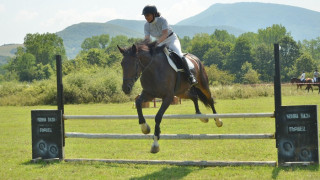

{"left": 65, "top": 132, "right": 275, "bottom": 139}
{"left": 64, "top": 112, "right": 274, "bottom": 120}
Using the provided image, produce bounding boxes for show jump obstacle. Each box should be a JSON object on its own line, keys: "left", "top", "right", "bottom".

{"left": 31, "top": 44, "right": 319, "bottom": 167}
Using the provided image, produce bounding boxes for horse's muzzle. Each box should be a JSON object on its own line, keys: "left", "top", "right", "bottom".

{"left": 122, "top": 83, "right": 133, "bottom": 94}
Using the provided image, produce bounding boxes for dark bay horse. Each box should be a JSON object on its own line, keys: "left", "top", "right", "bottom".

{"left": 118, "top": 41, "right": 222, "bottom": 153}
{"left": 290, "top": 77, "right": 303, "bottom": 89}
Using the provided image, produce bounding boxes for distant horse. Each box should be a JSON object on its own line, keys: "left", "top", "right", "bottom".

{"left": 305, "top": 78, "right": 313, "bottom": 92}
{"left": 118, "top": 41, "right": 222, "bottom": 153}
{"left": 290, "top": 77, "right": 303, "bottom": 89}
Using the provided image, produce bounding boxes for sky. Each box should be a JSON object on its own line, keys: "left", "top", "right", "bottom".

{"left": 0, "top": 0, "right": 320, "bottom": 45}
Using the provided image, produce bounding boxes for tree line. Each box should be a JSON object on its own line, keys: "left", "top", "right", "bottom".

{"left": 1, "top": 24, "right": 320, "bottom": 84}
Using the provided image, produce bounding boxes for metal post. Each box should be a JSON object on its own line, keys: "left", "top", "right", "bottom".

{"left": 274, "top": 44, "right": 281, "bottom": 149}
{"left": 274, "top": 44, "right": 281, "bottom": 112}
{"left": 56, "top": 55, "right": 65, "bottom": 146}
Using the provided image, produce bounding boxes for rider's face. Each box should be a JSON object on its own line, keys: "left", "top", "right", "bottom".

{"left": 144, "top": 14, "right": 154, "bottom": 23}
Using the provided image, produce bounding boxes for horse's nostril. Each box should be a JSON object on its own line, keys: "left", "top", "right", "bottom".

{"left": 127, "top": 86, "right": 132, "bottom": 92}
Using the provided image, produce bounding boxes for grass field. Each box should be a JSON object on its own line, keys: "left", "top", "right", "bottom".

{"left": 0, "top": 94, "right": 319, "bottom": 179}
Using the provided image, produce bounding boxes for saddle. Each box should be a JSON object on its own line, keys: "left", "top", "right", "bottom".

{"left": 163, "top": 47, "right": 194, "bottom": 72}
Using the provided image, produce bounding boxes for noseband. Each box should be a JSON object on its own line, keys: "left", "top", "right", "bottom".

{"left": 123, "top": 60, "right": 140, "bottom": 82}
{"left": 123, "top": 57, "right": 154, "bottom": 82}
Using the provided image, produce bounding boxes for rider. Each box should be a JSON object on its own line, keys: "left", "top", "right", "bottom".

{"left": 314, "top": 69, "right": 319, "bottom": 83}
{"left": 300, "top": 71, "right": 306, "bottom": 83}
{"left": 142, "top": 5, "right": 197, "bottom": 86}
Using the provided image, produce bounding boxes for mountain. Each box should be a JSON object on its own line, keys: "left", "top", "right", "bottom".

{"left": 0, "top": 44, "right": 23, "bottom": 65}
{"left": 4, "top": 2, "right": 319, "bottom": 60}
{"left": 56, "top": 22, "right": 144, "bottom": 59}
{"left": 57, "top": 19, "right": 244, "bottom": 59}
{"left": 177, "top": 2, "right": 320, "bottom": 41}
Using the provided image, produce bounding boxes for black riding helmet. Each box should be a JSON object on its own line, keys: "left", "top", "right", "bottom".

{"left": 142, "top": 5, "right": 158, "bottom": 15}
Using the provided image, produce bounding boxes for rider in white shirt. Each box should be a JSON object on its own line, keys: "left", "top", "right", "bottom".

{"left": 314, "top": 69, "right": 319, "bottom": 83}
{"left": 142, "top": 5, "right": 197, "bottom": 85}
{"left": 300, "top": 71, "right": 306, "bottom": 82}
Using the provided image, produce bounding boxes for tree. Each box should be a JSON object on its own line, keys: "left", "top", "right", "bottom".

{"left": 252, "top": 44, "right": 274, "bottom": 82}
{"left": 203, "top": 46, "right": 224, "bottom": 67}
{"left": 302, "top": 37, "right": 320, "bottom": 62}
{"left": 179, "top": 36, "right": 191, "bottom": 52}
{"left": 187, "top": 33, "right": 213, "bottom": 60}
{"left": 257, "top": 24, "right": 288, "bottom": 45}
{"left": 241, "top": 62, "right": 260, "bottom": 84}
{"left": 5, "top": 47, "right": 36, "bottom": 81}
{"left": 84, "top": 48, "right": 107, "bottom": 66}
{"left": 205, "top": 64, "right": 234, "bottom": 85}
{"left": 211, "top": 29, "right": 236, "bottom": 43}
{"left": 294, "top": 53, "right": 316, "bottom": 75}
{"left": 279, "top": 36, "right": 301, "bottom": 81}
{"left": 24, "top": 33, "right": 66, "bottom": 66}
{"left": 224, "top": 36, "right": 253, "bottom": 82}
{"left": 81, "top": 36, "right": 100, "bottom": 51}
{"left": 81, "top": 34, "right": 110, "bottom": 51}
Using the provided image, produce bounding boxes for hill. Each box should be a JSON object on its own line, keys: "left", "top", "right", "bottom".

{"left": 57, "top": 20, "right": 244, "bottom": 59}
{"left": 177, "top": 2, "right": 320, "bottom": 41}
{"left": 56, "top": 22, "right": 144, "bottom": 59}
{"left": 108, "top": 19, "right": 245, "bottom": 38}
{"left": 0, "top": 44, "right": 23, "bottom": 65}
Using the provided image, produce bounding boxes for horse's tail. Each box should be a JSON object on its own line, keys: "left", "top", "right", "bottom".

{"left": 194, "top": 60, "right": 213, "bottom": 108}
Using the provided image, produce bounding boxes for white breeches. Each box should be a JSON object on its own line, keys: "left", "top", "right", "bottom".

{"left": 157, "top": 33, "right": 183, "bottom": 57}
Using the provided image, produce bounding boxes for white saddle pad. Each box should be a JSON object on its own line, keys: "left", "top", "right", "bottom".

{"left": 163, "top": 47, "right": 194, "bottom": 72}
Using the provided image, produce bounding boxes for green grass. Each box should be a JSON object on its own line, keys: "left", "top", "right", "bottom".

{"left": 0, "top": 95, "right": 319, "bottom": 179}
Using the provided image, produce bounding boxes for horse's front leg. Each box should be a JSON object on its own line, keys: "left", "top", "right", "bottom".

{"left": 136, "top": 92, "right": 153, "bottom": 134}
{"left": 151, "top": 96, "right": 173, "bottom": 153}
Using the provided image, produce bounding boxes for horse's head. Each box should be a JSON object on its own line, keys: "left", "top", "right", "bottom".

{"left": 117, "top": 44, "right": 140, "bottom": 94}
{"left": 290, "top": 77, "right": 300, "bottom": 83}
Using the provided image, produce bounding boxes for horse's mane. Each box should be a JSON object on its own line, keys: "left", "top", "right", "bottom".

{"left": 135, "top": 39, "right": 165, "bottom": 56}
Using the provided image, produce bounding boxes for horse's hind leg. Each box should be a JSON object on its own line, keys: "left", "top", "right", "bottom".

{"left": 195, "top": 86, "right": 222, "bottom": 127}
{"left": 188, "top": 87, "right": 208, "bottom": 123}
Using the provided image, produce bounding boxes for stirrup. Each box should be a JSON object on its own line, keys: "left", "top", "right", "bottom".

{"left": 189, "top": 76, "right": 198, "bottom": 85}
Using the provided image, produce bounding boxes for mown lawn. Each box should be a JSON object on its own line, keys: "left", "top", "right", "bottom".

{"left": 0, "top": 94, "right": 319, "bottom": 179}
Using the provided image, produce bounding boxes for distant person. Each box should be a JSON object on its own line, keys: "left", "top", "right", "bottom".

{"left": 314, "top": 69, "right": 319, "bottom": 83}
{"left": 300, "top": 71, "right": 306, "bottom": 82}
{"left": 142, "top": 5, "right": 197, "bottom": 85}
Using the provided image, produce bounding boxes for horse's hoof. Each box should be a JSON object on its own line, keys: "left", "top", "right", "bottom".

{"left": 215, "top": 118, "right": 223, "bottom": 127}
{"left": 200, "top": 118, "right": 209, "bottom": 123}
{"left": 150, "top": 145, "right": 160, "bottom": 153}
{"left": 140, "top": 123, "right": 150, "bottom": 134}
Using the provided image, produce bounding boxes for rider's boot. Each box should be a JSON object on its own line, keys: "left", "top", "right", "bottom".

{"left": 181, "top": 56, "right": 197, "bottom": 86}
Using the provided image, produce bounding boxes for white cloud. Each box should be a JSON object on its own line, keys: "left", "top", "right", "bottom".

{"left": 162, "top": 0, "right": 209, "bottom": 24}
{"left": 15, "top": 10, "right": 38, "bottom": 22}
{"left": 42, "top": 8, "right": 120, "bottom": 31}
{"left": 0, "top": 4, "right": 5, "bottom": 13}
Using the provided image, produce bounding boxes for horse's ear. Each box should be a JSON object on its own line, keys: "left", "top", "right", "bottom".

{"left": 132, "top": 44, "right": 137, "bottom": 54}
{"left": 117, "top": 45, "right": 125, "bottom": 54}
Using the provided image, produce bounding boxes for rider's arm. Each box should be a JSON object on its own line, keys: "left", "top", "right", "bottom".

{"left": 157, "top": 29, "right": 168, "bottom": 44}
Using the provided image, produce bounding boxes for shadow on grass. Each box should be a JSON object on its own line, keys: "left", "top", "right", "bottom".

{"left": 21, "top": 159, "right": 62, "bottom": 167}
{"left": 272, "top": 165, "right": 319, "bottom": 179}
{"left": 130, "top": 166, "right": 194, "bottom": 180}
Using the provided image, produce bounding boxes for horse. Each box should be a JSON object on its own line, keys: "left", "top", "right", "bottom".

{"left": 305, "top": 78, "right": 313, "bottom": 92}
{"left": 117, "top": 41, "right": 222, "bottom": 153}
{"left": 290, "top": 77, "right": 303, "bottom": 89}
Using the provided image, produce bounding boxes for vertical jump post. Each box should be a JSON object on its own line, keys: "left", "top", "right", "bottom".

{"left": 56, "top": 55, "right": 65, "bottom": 146}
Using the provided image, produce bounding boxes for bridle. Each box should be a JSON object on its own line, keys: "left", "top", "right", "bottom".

{"left": 122, "top": 56, "right": 154, "bottom": 82}
{"left": 122, "top": 60, "right": 140, "bottom": 82}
